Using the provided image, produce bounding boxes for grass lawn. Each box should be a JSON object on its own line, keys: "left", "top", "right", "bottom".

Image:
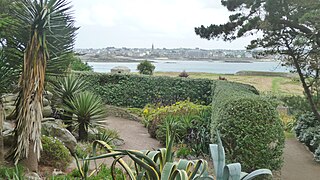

{"left": 154, "top": 72, "right": 303, "bottom": 96}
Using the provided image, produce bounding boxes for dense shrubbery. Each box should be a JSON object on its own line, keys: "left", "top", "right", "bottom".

{"left": 142, "top": 100, "right": 211, "bottom": 155}
{"left": 70, "top": 57, "right": 93, "bottom": 71}
{"left": 40, "top": 135, "right": 72, "bottom": 170}
{"left": 211, "top": 81, "right": 285, "bottom": 172}
{"left": 76, "top": 72, "right": 213, "bottom": 108}
{"left": 280, "top": 95, "right": 311, "bottom": 116}
{"left": 294, "top": 112, "right": 320, "bottom": 161}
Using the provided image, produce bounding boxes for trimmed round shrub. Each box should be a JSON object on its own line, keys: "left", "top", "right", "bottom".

{"left": 213, "top": 97, "right": 285, "bottom": 172}
{"left": 40, "top": 135, "right": 72, "bottom": 170}
{"left": 137, "top": 60, "right": 155, "bottom": 75}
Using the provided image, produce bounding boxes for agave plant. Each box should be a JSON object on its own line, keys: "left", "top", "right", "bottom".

{"left": 210, "top": 132, "right": 273, "bottom": 180}
{"left": 65, "top": 91, "right": 106, "bottom": 141}
{"left": 84, "top": 118, "right": 212, "bottom": 180}
{"left": 82, "top": 122, "right": 273, "bottom": 180}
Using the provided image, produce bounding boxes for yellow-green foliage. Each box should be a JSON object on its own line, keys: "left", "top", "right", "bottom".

{"left": 143, "top": 100, "right": 209, "bottom": 124}
{"left": 279, "top": 112, "right": 296, "bottom": 132}
{"left": 143, "top": 100, "right": 211, "bottom": 145}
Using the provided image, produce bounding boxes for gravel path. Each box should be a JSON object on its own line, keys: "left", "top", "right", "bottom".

{"left": 66, "top": 116, "right": 162, "bottom": 172}
{"left": 281, "top": 138, "right": 320, "bottom": 180}
{"left": 105, "top": 116, "right": 162, "bottom": 150}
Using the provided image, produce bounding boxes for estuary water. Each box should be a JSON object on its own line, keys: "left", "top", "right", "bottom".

{"left": 87, "top": 60, "right": 289, "bottom": 74}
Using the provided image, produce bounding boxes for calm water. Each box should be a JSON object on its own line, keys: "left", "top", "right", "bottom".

{"left": 88, "top": 60, "right": 289, "bottom": 74}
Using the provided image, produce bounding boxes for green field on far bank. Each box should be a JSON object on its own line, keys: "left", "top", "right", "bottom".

{"left": 154, "top": 72, "right": 303, "bottom": 96}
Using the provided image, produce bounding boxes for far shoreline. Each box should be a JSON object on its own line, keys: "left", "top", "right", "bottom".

{"left": 79, "top": 55, "right": 276, "bottom": 63}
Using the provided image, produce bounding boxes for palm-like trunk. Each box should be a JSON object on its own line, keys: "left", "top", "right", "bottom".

{"left": 12, "top": 32, "right": 47, "bottom": 172}
{"left": 78, "top": 119, "right": 88, "bottom": 141}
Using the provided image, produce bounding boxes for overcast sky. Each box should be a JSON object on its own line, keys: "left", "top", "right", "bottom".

{"left": 72, "top": 0, "right": 255, "bottom": 50}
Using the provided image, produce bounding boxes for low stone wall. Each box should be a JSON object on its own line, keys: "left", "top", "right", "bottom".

{"left": 1, "top": 91, "right": 53, "bottom": 120}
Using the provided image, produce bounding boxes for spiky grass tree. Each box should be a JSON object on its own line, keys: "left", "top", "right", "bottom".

{"left": 8, "top": 0, "right": 76, "bottom": 171}
{"left": 65, "top": 92, "right": 106, "bottom": 141}
{"left": 51, "top": 74, "right": 88, "bottom": 131}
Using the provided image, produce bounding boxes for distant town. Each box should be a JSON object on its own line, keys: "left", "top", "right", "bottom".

{"left": 75, "top": 46, "right": 275, "bottom": 63}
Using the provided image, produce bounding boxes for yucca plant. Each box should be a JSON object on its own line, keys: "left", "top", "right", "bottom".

{"left": 65, "top": 91, "right": 106, "bottom": 141}
{"left": 51, "top": 74, "right": 88, "bottom": 131}
{"left": 52, "top": 74, "right": 88, "bottom": 104}
{"left": 7, "top": 0, "right": 76, "bottom": 171}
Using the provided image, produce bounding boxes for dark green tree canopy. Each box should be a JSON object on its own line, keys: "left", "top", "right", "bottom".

{"left": 196, "top": 0, "right": 320, "bottom": 46}
{"left": 195, "top": 0, "right": 320, "bottom": 120}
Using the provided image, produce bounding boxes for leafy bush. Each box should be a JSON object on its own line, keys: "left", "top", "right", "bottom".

{"left": 76, "top": 72, "right": 213, "bottom": 108}
{"left": 279, "top": 112, "right": 296, "bottom": 132}
{"left": 295, "top": 112, "right": 319, "bottom": 139}
{"left": 137, "top": 60, "right": 155, "bottom": 75}
{"left": 40, "top": 135, "right": 72, "bottom": 170}
{"left": 70, "top": 57, "right": 93, "bottom": 71}
{"left": 143, "top": 100, "right": 211, "bottom": 155}
{"left": 175, "top": 144, "right": 193, "bottom": 158}
{"left": 294, "top": 112, "right": 320, "bottom": 158}
{"left": 211, "top": 81, "right": 285, "bottom": 172}
{"left": 280, "top": 95, "right": 311, "bottom": 116}
{"left": 74, "top": 142, "right": 93, "bottom": 158}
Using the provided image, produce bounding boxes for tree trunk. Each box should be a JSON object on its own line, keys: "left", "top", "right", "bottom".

{"left": 0, "top": 99, "right": 4, "bottom": 165}
{"left": 293, "top": 57, "right": 320, "bottom": 121}
{"left": 21, "top": 141, "right": 38, "bottom": 172}
{"left": 10, "top": 33, "right": 45, "bottom": 170}
{"left": 78, "top": 122, "right": 88, "bottom": 141}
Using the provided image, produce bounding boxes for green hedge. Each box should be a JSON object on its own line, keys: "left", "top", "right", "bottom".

{"left": 76, "top": 72, "right": 213, "bottom": 108}
{"left": 211, "top": 81, "right": 285, "bottom": 172}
